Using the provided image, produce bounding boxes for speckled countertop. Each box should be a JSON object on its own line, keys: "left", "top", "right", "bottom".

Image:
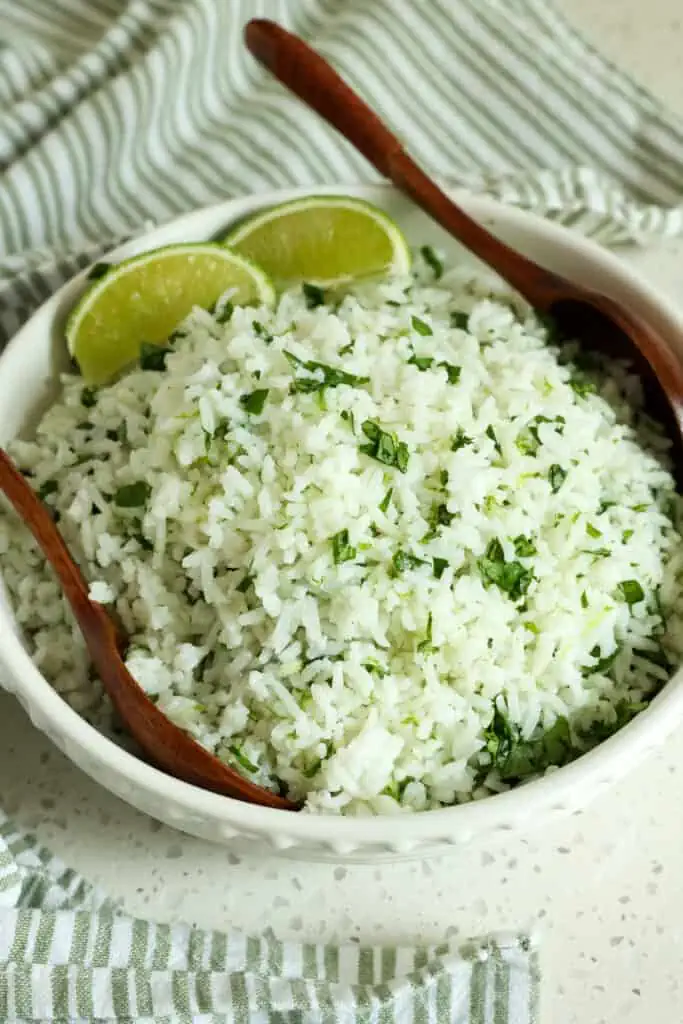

{"left": 3, "top": 4, "right": 683, "bottom": 1022}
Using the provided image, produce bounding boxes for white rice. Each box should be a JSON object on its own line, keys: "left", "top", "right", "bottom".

{"left": 2, "top": 251, "right": 683, "bottom": 815}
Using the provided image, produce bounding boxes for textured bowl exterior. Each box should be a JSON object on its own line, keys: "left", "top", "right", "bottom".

{"left": 2, "top": 185, "right": 683, "bottom": 862}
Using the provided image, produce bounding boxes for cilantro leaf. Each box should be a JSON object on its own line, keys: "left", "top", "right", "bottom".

{"left": 302, "top": 282, "right": 326, "bottom": 308}
{"left": 240, "top": 389, "right": 269, "bottom": 415}
{"left": 420, "top": 244, "right": 443, "bottom": 279}
{"left": 331, "top": 529, "right": 357, "bottom": 565}
{"left": 411, "top": 315, "right": 433, "bottom": 336}
{"left": 114, "top": 481, "right": 151, "bottom": 508}
{"left": 360, "top": 420, "right": 410, "bottom": 473}
{"left": 478, "top": 538, "right": 533, "bottom": 600}
{"left": 140, "top": 342, "right": 171, "bottom": 371}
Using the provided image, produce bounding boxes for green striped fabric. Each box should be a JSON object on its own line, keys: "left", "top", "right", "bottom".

{"left": 3, "top": 0, "right": 683, "bottom": 344}
{"left": 0, "top": 814, "right": 540, "bottom": 1023}
{"left": 3, "top": 0, "right": 683, "bottom": 1019}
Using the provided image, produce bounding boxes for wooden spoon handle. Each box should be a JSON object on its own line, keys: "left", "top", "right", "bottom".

{"left": 0, "top": 448, "right": 112, "bottom": 642}
{"left": 245, "top": 18, "right": 563, "bottom": 308}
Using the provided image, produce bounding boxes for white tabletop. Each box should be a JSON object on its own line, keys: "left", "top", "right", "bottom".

{"left": 3, "top": 4, "right": 683, "bottom": 1021}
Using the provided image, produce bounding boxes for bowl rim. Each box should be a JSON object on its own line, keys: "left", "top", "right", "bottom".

{"left": 3, "top": 183, "right": 683, "bottom": 847}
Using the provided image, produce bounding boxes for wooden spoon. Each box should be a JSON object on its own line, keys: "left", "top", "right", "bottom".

{"left": 0, "top": 448, "right": 298, "bottom": 811}
{"left": 245, "top": 18, "right": 683, "bottom": 465}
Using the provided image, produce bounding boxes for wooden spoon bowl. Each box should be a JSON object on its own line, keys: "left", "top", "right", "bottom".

{"left": 0, "top": 448, "right": 299, "bottom": 811}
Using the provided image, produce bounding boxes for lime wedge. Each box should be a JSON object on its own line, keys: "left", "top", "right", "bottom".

{"left": 223, "top": 195, "right": 411, "bottom": 285}
{"left": 67, "top": 244, "right": 275, "bottom": 384}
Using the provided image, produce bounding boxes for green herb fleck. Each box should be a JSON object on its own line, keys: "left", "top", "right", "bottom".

{"left": 360, "top": 420, "right": 410, "bottom": 473}
{"left": 420, "top": 244, "right": 443, "bottom": 279}
{"left": 341, "top": 410, "right": 356, "bottom": 433}
{"left": 229, "top": 745, "right": 258, "bottom": 774}
{"left": 417, "top": 612, "right": 434, "bottom": 652}
{"left": 215, "top": 301, "right": 234, "bottom": 324}
{"left": 617, "top": 579, "right": 645, "bottom": 606}
{"left": 622, "top": 529, "right": 634, "bottom": 542}
{"left": 140, "top": 342, "right": 170, "bottom": 371}
{"left": 451, "top": 429, "right": 471, "bottom": 451}
{"left": 240, "top": 388, "right": 269, "bottom": 415}
{"left": 478, "top": 538, "right": 533, "bottom": 601}
{"left": 363, "top": 659, "right": 387, "bottom": 677}
{"left": 586, "top": 522, "right": 602, "bottom": 539}
{"left": 513, "top": 535, "right": 536, "bottom": 558}
{"left": 392, "top": 549, "right": 426, "bottom": 575}
{"left": 236, "top": 574, "right": 252, "bottom": 594}
{"left": 451, "top": 311, "right": 469, "bottom": 330}
{"left": 569, "top": 370, "right": 596, "bottom": 398}
{"left": 38, "top": 479, "right": 58, "bottom": 500}
{"left": 486, "top": 424, "right": 502, "bottom": 456}
{"left": 408, "top": 352, "right": 434, "bottom": 371}
{"left": 303, "top": 282, "right": 326, "bottom": 308}
{"left": 411, "top": 315, "right": 432, "bottom": 336}
{"left": 285, "top": 350, "right": 369, "bottom": 393}
{"left": 81, "top": 387, "right": 97, "bottom": 408}
{"left": 252, "top": 321, "right": 273, "bottom": 343}
{"left": 332, "top": 529, "right": 357, "bottom": 565}
{"left": 114, "top": 481, "right": 151, "bottom": 508}
{"left": 441, "top": 362, "right": 461, "bottom": 384}
{"left": 379, "top": 488, "right": 393, "bottom": 514}
{"left": 548, "top": 464, "right": 567, "bottom": 493}
{"left": 433, "top": 557, "right": 448, "bottom": 579}
{"left": 581, "top": 591, "right": 589, "bottom": 609}
{"left": 582, "top": 644, "right": 620, "bottom": 677}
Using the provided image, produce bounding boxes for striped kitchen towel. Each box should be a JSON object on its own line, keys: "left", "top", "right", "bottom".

{"left": 3, "top": 0, "right": 683, "bottom": 346}
{"left": 3, "top": 0, "right": 683, "bottom": 1019}
{"left": 0, "top": 813, "right": 539, "bottom": 1023}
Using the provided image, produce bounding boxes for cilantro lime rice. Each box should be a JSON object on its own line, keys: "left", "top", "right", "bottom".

{"left": 2, "top": 251, "right": 683, "bottom": 814}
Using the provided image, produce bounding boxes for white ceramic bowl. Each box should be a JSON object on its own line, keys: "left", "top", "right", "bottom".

{"left": 3, "top": 185, "right": 683, "bottom": 862}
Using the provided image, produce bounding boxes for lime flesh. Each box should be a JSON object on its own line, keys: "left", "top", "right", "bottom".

{"left": 67, "top": 244, "right": 275, "bottom": 385}
{"left": 223, "top": 195, "right": 411, "bottom": 285}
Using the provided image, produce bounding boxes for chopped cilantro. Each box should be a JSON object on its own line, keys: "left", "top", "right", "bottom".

{"left": 331, "top": 529, "right": 356, "bottom": 565}
{"left": 441, "top": 362, "right": 461, "bottom": 384}
{"left": 440, "top": 469, "right": 449, "bottom": 487}
{"left": 392, "top": 549, "right": 426, "bottom": 575}
{"left": 411, "top": 315, "right": 432, "bottom": 336}
{"left": 229, "top": 745, "right": 259, "bottom": 774}
{"left": 569, "top": 370, "right": 596, "bottom": 397}
{"left": 581, "top": 591, "right": 589, "bottom": 609}
{"left": 617, "top": 579, "right": 645, "bottom": 606}
{"left": 582, "top": 644, "right": 620, "bottom": 677}
{"left": 236, "top": 574, "right": 252, "bottom": 594}
{"left": 360, "top": 420, "right": 410, "bottom": 473}
{"left": 433, "top": 557, "right": 448, "bottom": 579}
{"left": 417, "top": 611, "right": 434, "bottom": 652}
{"left": 586, "top": 522, "right": 602, "bottom": 539}
{"left": 363, "top": 659, "right": 387, "bottom": 677}
{"left": 81, "top": 387, "right": 97, "bottom": 408}
{"left": 486, "top": 424, "right": 502, "bottom": 456}
{"left": 139, "top": 342, "right": 170, "bottom": 371}
{"left": 38, "top": 479, "right": 58, "bottom": 500}
{"left": 302, "top": 282, "right": 326, "bottom": 308}
{"left": 240, "top": 388, "right": 269, "bottom": 415}
{"left": 215, "top": 301, "right": 234, "bottom": 324}
{"left": 420, "top": 244, "right": 443, "bottom": 279}
{"left": 451, "top": 428, "right": 471, "bottom": 451}
{"left": 450, "top": 311, "right": 469, "bottom": 330}
{"left": 379, "top": 488, "right": 393, "bottom": 514}
{"left": 515, "top": 415, "right": 564, "bottom": 457}
{"left": 285, "top": 350, "right": 369, "bottom": 393}
{"left": 114, "top": 481, "right": 151, "bottom": 508}
{"left": 478, "top": 538, "right": 532, "bottom": 600}
{"left": 622, "top": 529, "right": 634, "bottom": 542}
{"left": 548, "top": 464, "right": 567, "bottom": 493}
{"left": 252, "top": 321, "right": 273, "bottom": 343}
{"left": 341, "top": 410, "right": 356, "bottom": 433}
{"left": 513, "top": 535, "right": 536, "bottom": 558}
{"left": 408, "top": 352, "right": 434, "bottom": 371}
